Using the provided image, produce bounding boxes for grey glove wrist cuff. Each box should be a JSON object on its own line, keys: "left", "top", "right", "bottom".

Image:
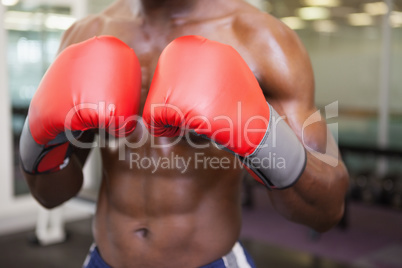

{"left": 19, "top": 119, "right": 73, "bottom": 174}
{"left": 244, "top": 104, "right": 306, "bottom": 189}
{"left": 19, "top": 119, "right": 47, "bottom": 173}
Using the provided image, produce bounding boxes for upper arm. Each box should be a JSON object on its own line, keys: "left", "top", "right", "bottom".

{"left": 250, "top": 17, "right": 332, "bottom": 155}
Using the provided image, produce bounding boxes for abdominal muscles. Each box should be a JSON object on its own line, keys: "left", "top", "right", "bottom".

{"left": 93, "top": 132, "right": 244, "bottom": 268}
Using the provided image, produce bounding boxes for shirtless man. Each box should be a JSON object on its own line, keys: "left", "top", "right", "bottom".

{"left": 19, "top": 0, "right": 349, "bottom": 267}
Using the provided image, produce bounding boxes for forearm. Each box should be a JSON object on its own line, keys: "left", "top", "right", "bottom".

{"left": 23, "top": 154, "right": 84, "bottom": 209}
{"left": 268, "top": 152, "right": 349, "bottom": 232}
{"left": 21, "top": 131, "right": 94, "bottom": 209}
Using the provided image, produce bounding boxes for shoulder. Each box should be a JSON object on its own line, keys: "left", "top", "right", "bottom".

{"left": 232, "top": 9, "right": 315, "bottom": 108}
{"left": 234, "top": 10, "right": 301, "bottom": 49}
{"left": 58, "top": 14, "right": 106, "bottom": 53}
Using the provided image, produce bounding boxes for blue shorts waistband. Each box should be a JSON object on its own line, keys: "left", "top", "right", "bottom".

{"left": 83, "top": 241, "right": 256, "bottom": 268}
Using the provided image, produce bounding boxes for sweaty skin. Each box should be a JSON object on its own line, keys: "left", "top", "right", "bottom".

{"left": 23, "top": 0, "right": 349, "bottom": 267}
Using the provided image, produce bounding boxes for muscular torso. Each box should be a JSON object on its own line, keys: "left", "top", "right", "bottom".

{"left": 66, "top": 1, "right": 278, "bottom": 267}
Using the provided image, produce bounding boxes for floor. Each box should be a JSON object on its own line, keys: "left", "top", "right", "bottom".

{"left": 241, "top": 184, "right": 402, "bottom": 268}
{"left": 0, "top": 185, "right": 401, "bottom": 268}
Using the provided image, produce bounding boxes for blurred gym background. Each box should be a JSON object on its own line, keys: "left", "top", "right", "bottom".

{"left": 0, "top": 0, "right": 401, "bottom": 267}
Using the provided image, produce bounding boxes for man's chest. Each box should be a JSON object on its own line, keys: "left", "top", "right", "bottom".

{"left": 99, "top": 21, "right": 263, "bottom": 103}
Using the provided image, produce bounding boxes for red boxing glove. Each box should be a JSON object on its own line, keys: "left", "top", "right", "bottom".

{"left": 20, "top": 36, "right": 141, "bottom": 174}
{"left": 143, "top": 35, "right": 306, "bottom": 189}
